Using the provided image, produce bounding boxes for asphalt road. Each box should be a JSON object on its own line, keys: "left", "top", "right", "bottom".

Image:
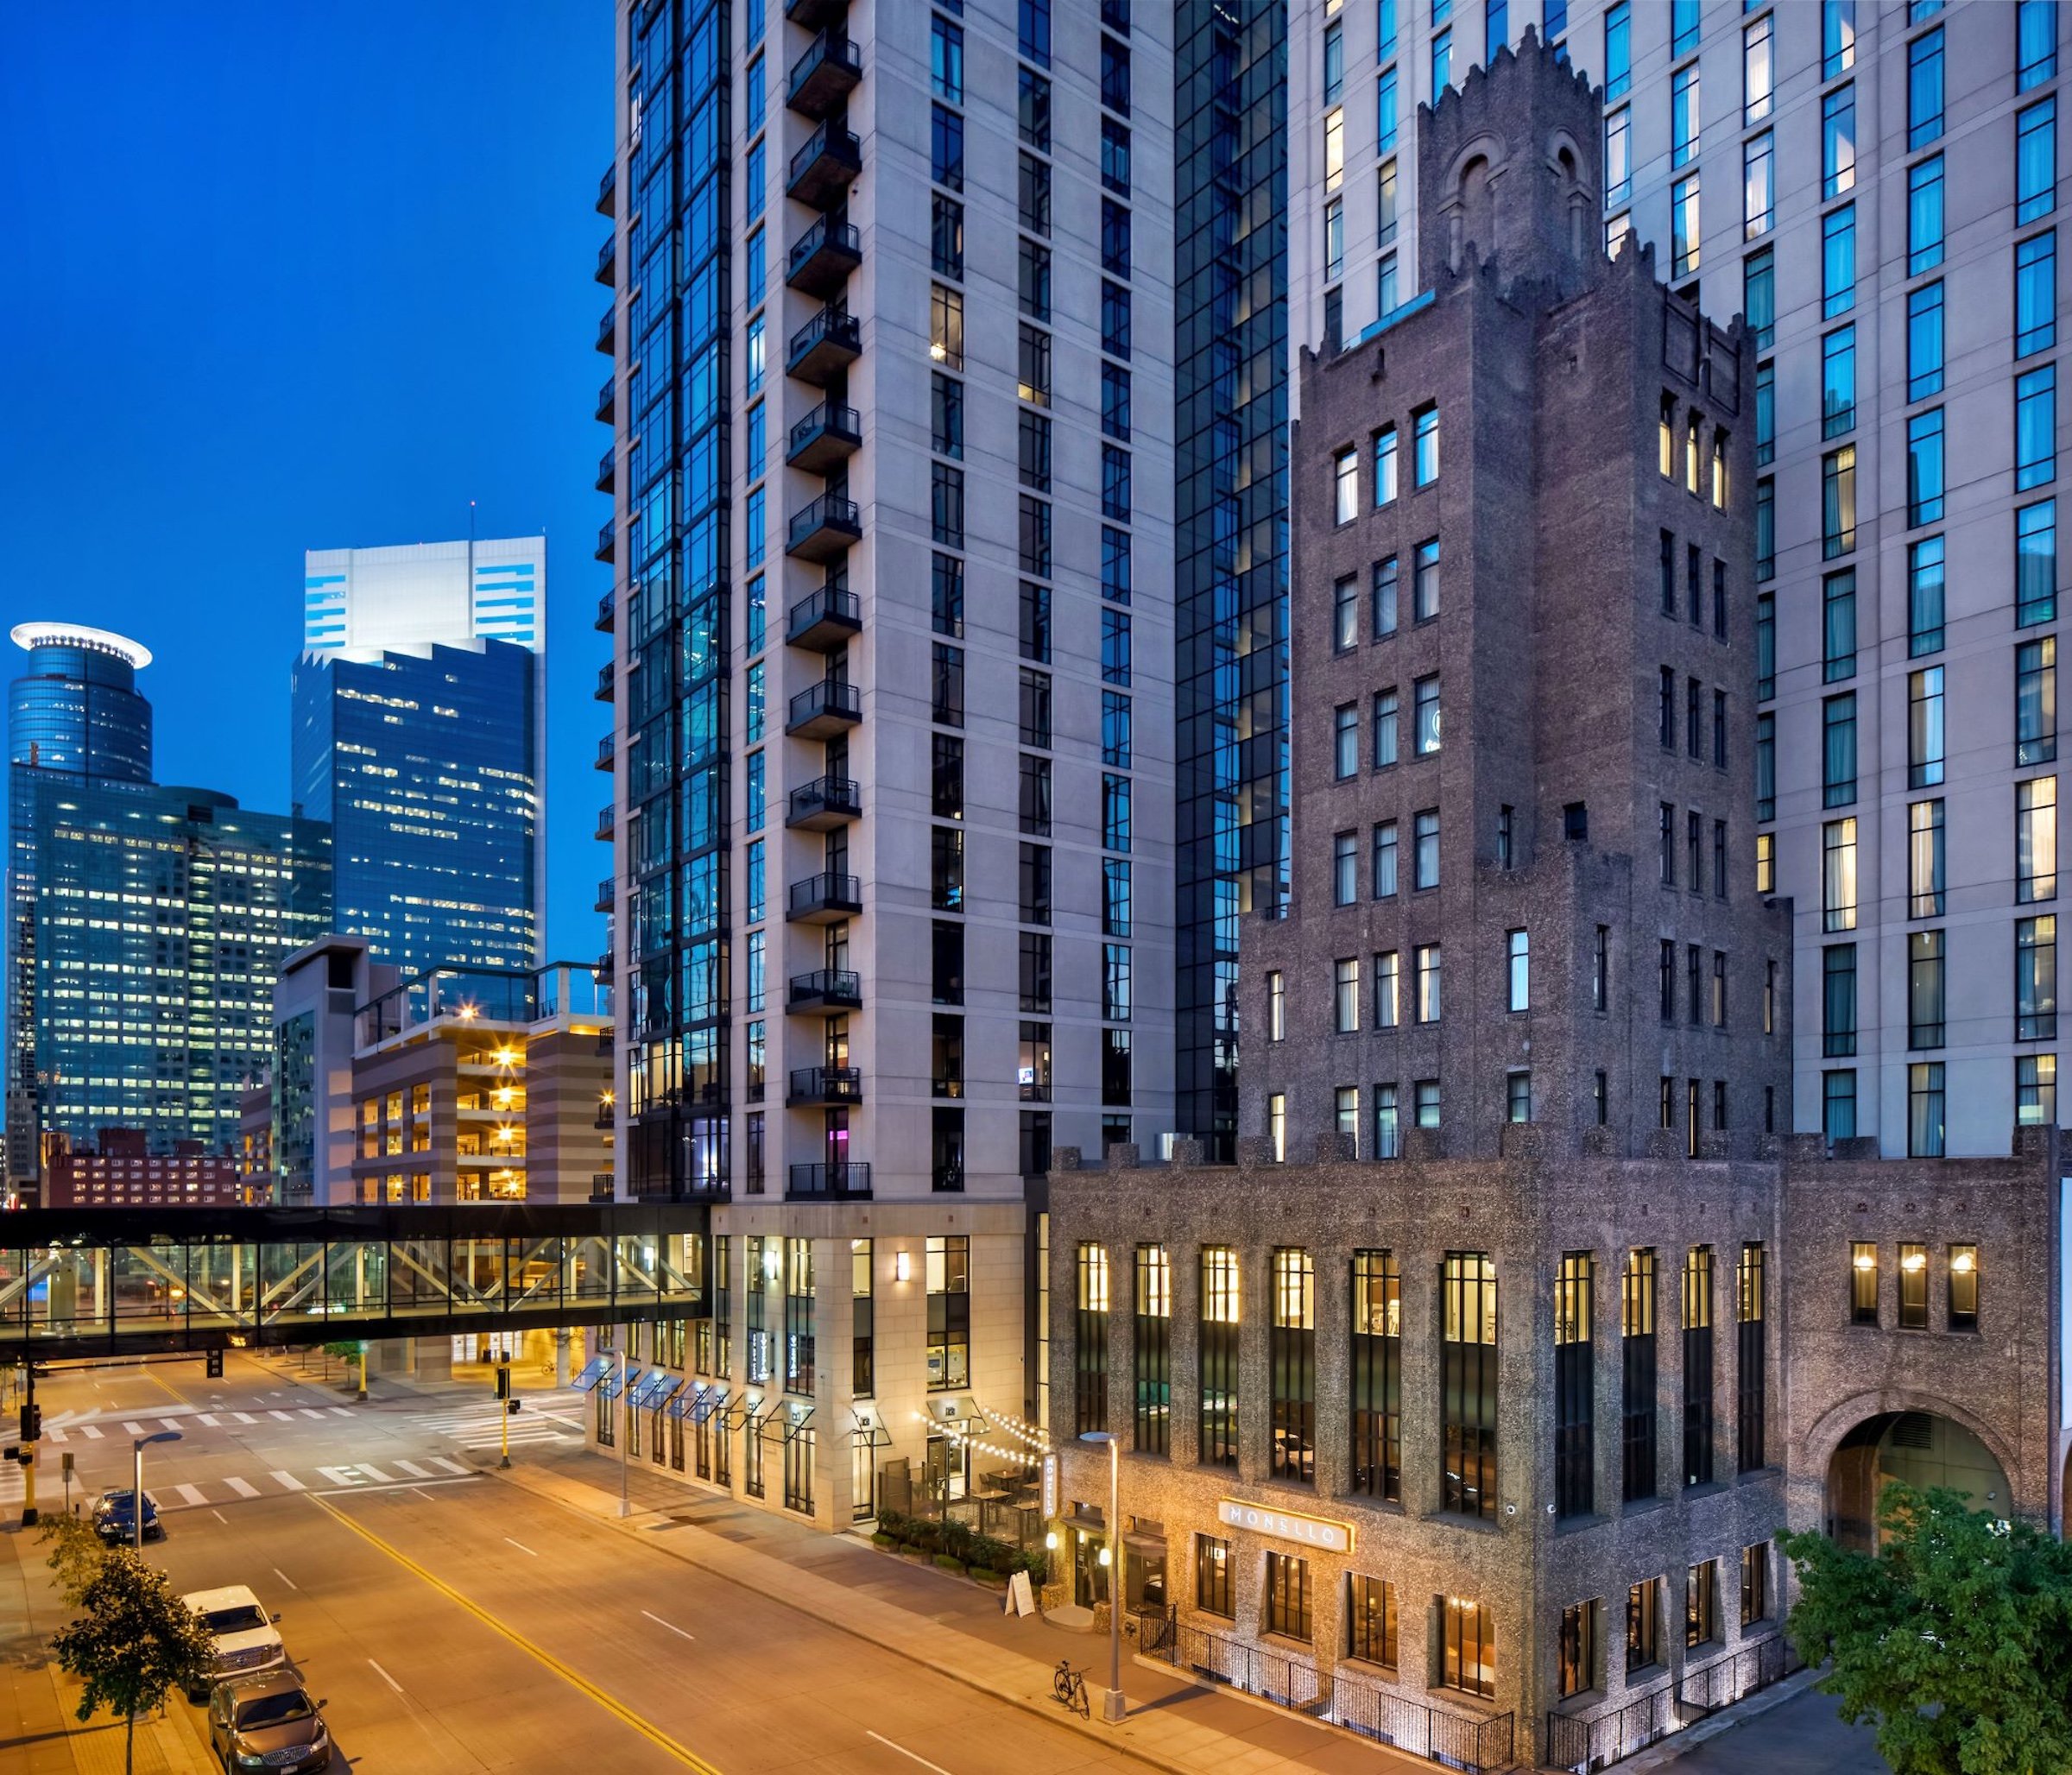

{"left": 1, "top": 1353, "right": 1150, "bottom": 1774}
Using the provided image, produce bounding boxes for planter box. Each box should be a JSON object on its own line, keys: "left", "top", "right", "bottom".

{"left": 933, "top": 1554, "right": 967, "bottom": 1576}
{"left": 971, "top": 1569, "right": 1009, "bottom": 1589}
{"left": 870, "top": 1532, "right": 896, "bottom": 1551}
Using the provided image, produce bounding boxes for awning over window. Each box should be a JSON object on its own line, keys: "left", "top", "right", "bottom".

{"left": 736, "top": 1393, "right": 781, "bottom": 1435}
{"left": 687, "top": 1385, "right": 730, "bottom": 1424}
{"left": 850, "top": 1405, "right": 891, "bottom": 1450}
{"left": 597, "top": 1364, "right": 641, "bottom": 1400}
{"left": 774, "top": 1403, "right": 816, "bottom": 1444}
{"left": 666, "top": 1382, "right": 707, "bottom": 1422}
{"left": 634, "top": 1372, "right": 683, "bottom": 1412}
{"left": 923, "top": 1393, "right": 987, "bottom": 1429}
{"left": 572, "top": 1355, "right": 613, "bottom": 1393}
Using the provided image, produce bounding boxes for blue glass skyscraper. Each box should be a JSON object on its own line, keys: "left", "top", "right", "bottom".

{"left": 7, "top": 622, "right": 153, "bottom": 784}
{"left": 293, "top": 538, "right": 546, "bottom": 976}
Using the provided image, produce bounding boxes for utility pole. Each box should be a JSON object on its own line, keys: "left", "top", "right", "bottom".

{"left": 616, "top": 1344, "right": 630, "bottom": 1519}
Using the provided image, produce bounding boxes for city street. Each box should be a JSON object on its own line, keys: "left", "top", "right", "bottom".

{"left": 0, "top": 1351, "right": 1165, "bottom": 1774}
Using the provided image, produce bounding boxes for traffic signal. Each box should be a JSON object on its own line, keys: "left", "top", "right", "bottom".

{"left": 508, "top": 1399, "right": 522, "bottom": 1416}
{"left": 494, "top": 1365, "right": 511, "bottom": 1401}
{"left": 205, "top": 1349, "right": 224, "bottom": 1380}
{"left": 19, "top": 1402, "right": 40, "bottom": 1443}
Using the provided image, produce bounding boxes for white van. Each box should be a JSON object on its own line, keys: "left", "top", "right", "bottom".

{"left": 180, "top": 1584, "right": 287, "bottom": 1700}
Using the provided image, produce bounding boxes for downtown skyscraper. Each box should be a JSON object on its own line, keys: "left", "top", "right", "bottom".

{"left": 594, "top": 0, "right": 1175, "bottom": 1522}
{"left": 293, "top": 538, "right": 546, "bottom": 976}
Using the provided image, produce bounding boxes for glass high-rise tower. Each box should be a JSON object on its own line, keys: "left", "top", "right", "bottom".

{"left": 7, "top": 622, "right": 153, "bottom": 784}
{"left": 293, "top": 538, "right": 546, "bottom": 976}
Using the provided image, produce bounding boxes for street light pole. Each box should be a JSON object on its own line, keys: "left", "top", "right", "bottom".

{"left": 1079, "top": 1430, "right": 1125, "bottom": 1723}
{"left": 616, "top": 1342, "right": 631, "bottom": 1519}
{"left": 132, "top": 1431, "right": 180, "bottom": 1554}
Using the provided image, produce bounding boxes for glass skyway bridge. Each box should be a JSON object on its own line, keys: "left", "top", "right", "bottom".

{"left": 0, "top": 1203, "right": 704, "bottom": 1361}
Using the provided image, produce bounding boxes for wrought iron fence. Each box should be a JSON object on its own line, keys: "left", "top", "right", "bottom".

{"left": 1330, "top": 1673, "right": 1515, "bottom": 1772}
{"left": 1545, "top": 1633, "right": 1802, "bottom": 1772}
{"left": 1146, "top": 1621, "right": 1322, "bottom": 1715}
{"left": 1676, "top": 1632, "right": 1800, "bottom": 1715}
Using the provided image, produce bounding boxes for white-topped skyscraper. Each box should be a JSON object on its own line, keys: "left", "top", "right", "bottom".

{"left": 293, "top": 537, "right": 547, "bottom": 976}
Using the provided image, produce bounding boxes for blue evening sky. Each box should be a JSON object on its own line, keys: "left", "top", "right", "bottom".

{"left": 0, "top": 5, "right": 615, "bottom": 959}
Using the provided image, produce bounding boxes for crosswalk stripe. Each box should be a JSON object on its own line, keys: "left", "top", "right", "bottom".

{"left": 234, "top": 1413, "right": 257, "bottom": 1424}
{"left": 161, "top": 1418, "right": 183, "bottom": 1432}
{"left": 198, "top": 1414, "right": 219, "bottom": 1426}
{"left": 329, "top": 1406, "right": 352, "bottom": 1418}
{"left": 269, "top": 1411, "right": 294, "bottom": 1422}
{"left": 46, "top": 1427, "right": 66, "bottom": 1443}
{"left": 427, "top": 1456, "right": 469, "bottom": 1475}
{"left": 300, "top": 1409, "right": 325, "bottom": 1420}
{"left": 392, "top": 1459, "right": 433, "bottom": 1479}
{"left": 357, "top": 1462, "right": 395, "bottom": 1482}
{"left": 81, "top": 1424, "right": 104, "bottom": 1439}
{"left": 123, "top": 1421, "right": 145, "bottom": 1434}
{"left": 270, "top": 1471, "right": 305, "bottom": 1492}
{"left": 224, "top": 1476, "right": 260, "bottom": 1499}
{"left": 174, "top": 1484, "right": 207, "bottom": 1507}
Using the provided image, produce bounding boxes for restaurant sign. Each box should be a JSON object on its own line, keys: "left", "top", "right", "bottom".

{"left": 1216, "top": 1498, "right": 1354, "bottom": 1554}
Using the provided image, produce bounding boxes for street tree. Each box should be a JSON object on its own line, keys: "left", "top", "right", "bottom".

{"left": 38, "top": 1511, "right": 105, "bottom": 1608}
{"left": 47, "top": 1543, "right": 215, "bottom": 1775}
{"left": 1781, "top": 1483, "right": 2072, "bottom": 1775}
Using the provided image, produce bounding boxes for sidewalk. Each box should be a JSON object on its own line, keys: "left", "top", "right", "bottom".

{"left": 491, "top": 1439, "right": 1431, "bottom": 1775}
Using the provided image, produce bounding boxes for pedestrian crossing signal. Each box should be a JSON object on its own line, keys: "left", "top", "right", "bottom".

{"left": 494, "top": 1365, "right": 511, "bottom": 1400}
{"left": 508, "top": 1399, "right": 522, "bottom": 1415}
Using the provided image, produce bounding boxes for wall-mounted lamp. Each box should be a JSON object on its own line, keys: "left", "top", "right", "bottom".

{"left": 1097, "top": 1545, "right": 1111, "bottom": 1566}
{"left": 1045, "top": 1531, "right": 1058, "bottom": 1550}
{"left": 894, "top": 1250, "right": 911, "bottom": 1284}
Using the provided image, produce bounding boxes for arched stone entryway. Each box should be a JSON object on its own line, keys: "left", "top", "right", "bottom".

{"left": 1825, "top": 1410, "right": 2012, "bottom": 1551}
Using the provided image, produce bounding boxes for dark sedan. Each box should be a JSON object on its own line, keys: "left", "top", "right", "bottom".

{"left": 90, "top": 1488, "right": 163, "bottom": 1544}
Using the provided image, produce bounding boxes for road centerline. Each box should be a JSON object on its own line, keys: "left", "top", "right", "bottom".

{"left": 639, "top": 1609, "right": 694, "bottom": 1641}
{"left": 865, "top": 1731, "right": 955, "bottom": 1774}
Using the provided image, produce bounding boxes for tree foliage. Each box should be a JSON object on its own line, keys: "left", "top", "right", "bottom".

{"left": 1781, "top": 1484, "right": 2072, "bottom": 1775}
{"left": 38, "top": 1512, "right": 108, "bottom": 1608}
{"left": 47, "top": 1546, "right": 214, "bottom": 1728}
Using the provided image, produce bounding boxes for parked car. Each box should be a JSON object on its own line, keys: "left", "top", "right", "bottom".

{"left": 207, "top": 1671, "right": 331, "bottom": 1773}
{"left": 180, "top": 1583, "right": 286, "bottom": 1702}
{"left": 90, "top": 1488, "right": 162, "bottom": 1544}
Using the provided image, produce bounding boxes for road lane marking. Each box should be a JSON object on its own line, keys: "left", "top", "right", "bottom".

{"left": 224, "top": 1476, "right": 260, "bottom": 1499}
{"left": 268, "top": 1411, "right": 294, "bottom": 1422}
{"left": 866, "top": 1733, "right": 954, "bottom": 1774}
{"left": 160, "top": 1418, "right": 183, "bottom": 1432}
{"left": 80, "top": 1425, "right": 103, "bottom": 1440}
{"left": 123, "top": 1421, "right": 145, "bottom": 1434}
{"left": 641, "top": 1609, "right": 694, "bottom": 1642}
{"left": 45, "top": 1428, "right": 65, "bottom": 1443}
{"left": 503, "top": 1537, "right": 538, "bottom": 1557}
{"left": 426, "top": 1456, "right": 470, "bottom": 1475}
{"left": 272, "top": 1567, "right": 298, "bottom": 1591}
{"left": 212, "top": 1510, "right": 227, "bottom": 1525}
{"left": 148, "top": 1369, "right": 189, "bottom": 1407}
{"left": 197, "top": 1414, "right": 219, "bottom": 1426}
{"left": 300, "top": 1409, "right": 325, "bottom": 1420}
{"left": 391, "top": 1459, "right": 433, "bottom": 1479}
{"left": 174, "top": 1485, "right": 208, "bottom": 1507}
{"left": 233, "top": 1413, "right": 257, "bottom": 1424}
{"left": 316, "top": 1467, "right": 365, "bottom": 1486}
{"left": 304, "top": 1493, "right": 722, "bottom": 1772}
{"left": 313, "top": 1476, "right": 479, "bottom": 1497}
{"left": 356, "top": 1462, "right": 395, "bottom": 1482}
{"left": 368, "top": 1658, "right": 404, "bottom": 1694}
{"left": 328, "top": 1405, "right": 352, "bottom": 1417}
{"left": 270, "top": 1471, "right": 306, "bottom": 1492}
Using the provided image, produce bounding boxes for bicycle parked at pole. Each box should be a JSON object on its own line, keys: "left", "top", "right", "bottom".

{"left": 1052, "top": 1658, "right": 1090, "bottom": 1718}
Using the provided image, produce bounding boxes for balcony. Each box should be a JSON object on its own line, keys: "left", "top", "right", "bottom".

{"left": 787, "top": 121, "right": 862, "bottom": 209}
{"left": 594, "top": 877, "right": 616, "bottom": 914}
{"left": 786, "top": 871, "right": 862, "bottom": 924}
{"left": 596, "top": 304, "right": 616, "bottom": 357}
{"left": 595, "top": 587, "right": 615, "bottom": 630}
{"left": 787, "top": 1161, "right": 873, "bottom": 1202}
{"left": 595, "top": 949, "right": 616, "bottom": 983}
{"left": 786, "top": 774, "right": 862, "bottom": 831}
{"left": 786, "top": 492, "right": 862, "bottom": 563}
{"left": 786, "top": 584, "right": 862, "bottom": 651}
{"left": 785, "top": 0, "right": 846, "bottom": 28}
{"left": 932, "top": 1165, "right": 965, "bottom": 1194}
{"left": 786, "top": 402, "right": 862, "bottom": 475}
{"left": 786, "top": 216, "right": 862, "bottom": 299}
{"left": 596, "top": 164, "right": 616, "bottom": 217}
{"left": 595, "top": 450, "right": 616, "bottom": 496}
{"left": 595, "top": 734, "right": 616, "bottom": 772}
{"left": 594, "top": 662, "right": 616, "bottom": 703}
{"left": 589, "top": 1172, "right": 615, "bottom": 1203}
{"left": 932, "top": 1073, "right": 964, "bottom": 1100}
{"left": 786, "top": 1065, "right": 863, "bottom": 1108}
{"left": 786, "top": 32, "right": 862, "bottom": 120}
{"left": 596, "top": 520, "right": 616, "bottom": 565}
{"left": 786, "top": 306, "right": 862, "bottom": 386}
{"left": 595, "top": 236, "right": 616, "bottom": 287}
{"left": 595, "top": 804, "right": 616, "bottom": 841}
{"left": 786, "top": 676, "right": 862, "bottom": 739}
{"left": 787, "top": 969, "right": 862, "bottom": 1012}
{"left": 595, "top": 376, "right": 616, "bottom": 424}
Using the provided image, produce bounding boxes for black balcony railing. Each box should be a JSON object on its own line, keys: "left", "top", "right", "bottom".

{"left": 596, "top": 519, "right": 615, "bottom": 564}
{"left": 594, "top": 805, "right": 616, "bottom": 840}
{"left": 786, "top": 494, "right": 862, "bottom": 562}
{"left": 596, "top": 305, "right": 616, "bottom": 355}
{"left": 932, "top": 1074, "right": 963, "bottom": 1100}
{"left": 786, "top": 584, "right": 862, "bottom": 649}
{"left": 787, "top": 120, "right": 863, "bottom": 207}
{"left": 786, "top": 676, "right": 862, "bottom": 736}
{"left": 932, "top": 1165, "right": 964, "bottom": 1193}
{"left": 787, "top": 1065, "right": 862, "bottom": 1107}
{"left": 594, "top": 662, "right": 616, "bottom": 702}
{"left": 786, "top": 305, "right": 862, "bottom": 383}
{"left": 595, "top": 376, "right": 616, "bottom": 423}
{"left": 589, "top": 1172, "right": 615, "bottom": 1202}
{"left": 594, "top": 877, "right": 615, "bottom": 914}
{"left": 786, "top": 401, "right": 862, "bottom": 473}
{"left": 594, "top": 586, "right": 615, "bottom": 629}
{"left": 787, "top": 969, "right": 862, "bottom": 1011}
{"left": 787, "top": 1161, "right": 872, "bottom": 1201}
{"left": 786, "top": 31, "right": 862, "bottom": 118}
{"left": 596, "top": 165, "right": 616, "bottom": 216}
{"left": 595, "top": 735, "right": 616, "bottom": 772}
{"left": 595, "top": 237, "right": 616, "bottom": 285}
{"left": 786, "top": 216, "right": 862, "bottom": 298}
{"left": 786, "top": 774, "right": 862, "bottom": 828}
{"left": 786, "top": 872, "right": 862, "bottom": 921}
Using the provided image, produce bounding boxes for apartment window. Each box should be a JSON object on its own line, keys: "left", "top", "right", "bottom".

{"left": 1909, "top": 26, "right": 1944, "bottom": 148}
{"left": 1018, "top": 323, "right": 1050, "bottom": 404}
{"left": 1020, "top": 578, "right": 1049, "bottom": 660}
{"left": 1431, "top": 26, "right": 1451, "bottom": 91}
{"left": 1377, "top": 65, "right": 1399, "bottom": 151}
{"left": 1102, "top": 280, "right": 1130, "bottom": 357}
{"left": 1196, "top": 1533, "right": 1233, "bottom": 1617}
{"left": 1658, "top": 668, "right": 1676, "bottom": 750}
{"left": 1134, "top": 1245, "right": 1171, "bottom": 1454}
{"left": 1333, "top": 447, "right": 1359, "bottom": 523}
{"left": 1101, "top": 117, "right": 1130, "bottom": 196}
{"left": 1607, "top": 107, "right": 1631, "bottom": 208}
{"left": 2020, "top": 778, "right": 2059, "bottom": 902}
{"left": 1413, "top": 675, "right": 1441, "bottom": 755}
{"left": 1374, "top": 689, "right": 1399, "bottom": 769}
{"left": 1682, "top": 1246, "right": 1714, "bottom": 1488}
{"left": 1102, "top": 527, "right": 1129, "bottom": 603}
{"left": 1754, "top": 362, "right": 1775, "bottom": 464}
{"left": 1265, "top": 970, "right": 1285, "bottom": 1043}
{"left": 1909, "top": 930, "right": 1946, "bottom": 1050}
{"left": 1628, "top": 1577, "right": 1662, "bottom": 1678}
{"left": 1671, "top": 65, "right": 1699, "bottom": 170}
{"left": 1850, "top": 1241, "right": 1879, "bottom": 1323}
{"left": 1949, "top": 1243, "right": 1982, "bottom": 1330}
{"left": 1908, "top": 537, "right": 1946, "bottom": 660}
{"left": 1412, "top": 407, "right": 1439, "bottom": 488}
{"left": 2019, "top": 915, "right": 2059, "bottom": 1040}
{"left": 1505, "top": 929, "right": 1529, "bottom": 1013}
{"left": 2019, "top": 502, "right": 2058, "bottom": 626}
{"left": 2020, "top": 641, "right": 2058, "bottom": 767}
{"left": 1744, "top": 14, "right": 1773, "bottom": 122}
{"left": 1757, "top": 834, "right": 1775, "bottom": 898}
{"left": 1371, "top": 426, "right": 1399, "bottom": 508}
{"left": 1373, "top": 556, "right": 1399, "bottom": 636}
{"left": 2018, "top": 234, "right": 2056, "bottom": 357}
{"left": 932, "top": 193, "right": 963, "bottom": 278}
{"left": 1903, "top": 285, "right": 1945, "bottom": 407}
{"left": 1415, "top": 943, "right": 1442, "bottom": 1023}
{"left": 1910, "top": 1062, "right": 1947, "bottom": 1158}
{"left": 1604, "top": 1, "right": 1630, "bottom": 98}
{"left": 930, "top": 282, "right": 963, "bottom": 371}
{"left": 1753, "top": 594, "right": 1775, "bottom": 702}
{"left": 1373, "top": 821, "right": 1399, "bottom": 899}
{"left": 1824, "top": 694, "right": 1857, "bottom": 807}
{"left": 1102, "top": 199, "right": 1130, "bottom": 275}
{"left": 1622, "top": 1249, "right": 1657, "bottom": 1501}
{"left": 2018, "top": 368, "right": 2057, "bottom": 492}
{"left": 1334, "top": 958, "right": 1360, "bottom": 1034}
{"left": 1019, "top": 753, "right": 1050, "bottom": 838}
{"left": 1554, "top": 1253, "right": 1594, "bottom": 1519}
{"left": 1908, "top": 411, "right": 1945, "bottom": 528}
{"left": 1264, "top": 1552, "right": 1312, "bottom": 1643}
{"left": 1594, "top": 925, "right": 1610, "bottom": 1012}
{"left": 1441, "top": 1254, "right": 1498, "bottom": 1519}
{"left": 1818, "top": 940, "right": 1860, "bottom": 1066}
{"left": 1823, "top": 570, "right": 1856, "bottom": 681}
{"left": 1911, "top": 799, "right": 1947, "bottom": 917}
{"left": 1199, "top": 1248, "right": 1240, "bottom": 1467}
{"left": 1909, "top": 667, "right": 1945, "bottom": 788}
{"left": 1099, "top": 33, "right": 1130, "bottom": 112}
{"left": 1745, "top": 247, "right": 1774, "bottom": 350}
{"left": 1347, "top": 1575, "right": 1398, "bottom": 1668}
{"left": 1074, "top": 1244, "right": 1109, "bottom": 1434}
{"left": 1671, "top": 176, "right": 1700, "bottom": 279}
{"left": 1823, "top": 205, "right": 1856, "bottom": 318}
{"left": 1267, "top": 1094, "right": 1286, "bottom": 1162}
{"left": 1413, "top": 810, "right": 1440, "bottom": 890}
{"left": 1413, "top": 538, "right": 1440, "bottom": 620}
{"left": 1018, "top": 411, "right": 1052, "bottom": 493}
{"left": 1659, "top": 938, "right": 1677, "bottom": 1022}
{"left": 1822, "top": 83, "right": 1856, "bottom": 198}
{"left": 1334, "top": 704, "right": 1358, "bottom": 779}
{"left": 2018, "top": 99, "right": 2056, "bottom": 225}
{"left": 1372, "top": 1081, "right": 1400, "bottom": 1157}
{"left": 1822, "top": 447, "right": 1856, "bottom": 559}
{"left": 1102, "top": 941, "right": 1130, "bottom": 1021}
{"left": 1822, "top": 327, "right": 1855, "bottom": 439}
{"left": 1331, "top": 575, "right": 1359, "bottom": 654}
{"left": 1507, "top": 1071, "right": 1532, "bottom": 1123}
{"left": 1271, "top": 1250, "right": 1316, "bottom": 1485}
{"left": 1900, "top": 158, "right": 1944, "bottom": 282}
{"left": 1374, "top": 951, "right": 1399, "bottom": 1031}
{"left": 1324, "top": 110, "right": 1344, "bottom": 196}
{"left": 1897, "top": 1241, "right": 1931, "bottom": 1331}
{"left": 1686, "top": 1561, "right": 1719, "bottom": 1651}
{"left": 932, "top": 13, "right": 963, "bottom": 100}
{"left": 1822, "top": 1068, "right": 1857, "bottom": 1143}
{"left": 1756, "top": 477, "right": 1774, "bottom": 580}
{"left": 1441, "top": 1596, "right": 1497, "bottom": 1701}
{"left": 1734, "top": 1244, "right": 1766, "bottom": 1474}
{"left": 1334, "top": 830, "right": 1358, "bottom": 906}
{"left": 1558, "top": 1599, "right": 1599, "bottom": 1701}
{"left": 2021, "top": 0, "right": 2057, "bottom": 86}
{"left": 932, "top": 103, "right": 963, "bottom": 190}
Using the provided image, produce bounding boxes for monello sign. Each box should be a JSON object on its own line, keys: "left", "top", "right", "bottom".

{"left": 1216, "top": 1498, "right": 1354, "bottom": 1554}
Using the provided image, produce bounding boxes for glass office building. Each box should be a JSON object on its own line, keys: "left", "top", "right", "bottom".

{"left": 292, "top": 640, "right": 541, "bottom": 975}
{"left": 8, "top": 622, "right": 153, "bottom": 785}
